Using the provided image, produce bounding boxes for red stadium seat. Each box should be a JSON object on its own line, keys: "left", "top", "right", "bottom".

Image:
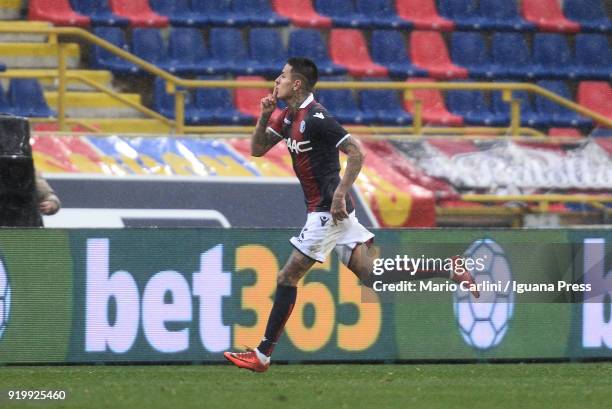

{"left": 395, "top": 0, "right": 454, "bottom": 31}
{"left": 577, "top": 81, "right": 612, "bottom": 123}
{"left": 108, "top": 0, "right": 168, "bottom": 27}
{"left": 521, "top": 0, "right": 580, "bottom": 33}
{"left": 328, "top": 29, "right": 388, "bottom": 77}
{"left": 234, "top": 75, "right": 272, "bottom": 119}
{"left": 548, "top": 128, "right": 583, "bottom": 138}
{"left": 410, "top": 31, "right": 468, "bottom": 80}
{"left": 404, "top": 79, "right": 464, "bottom": 126}
{"left": 28, "top": 0, "right": 90, "bottom": 27}
{"left": 271, "top": 0, "right": 332, "bottom": 28}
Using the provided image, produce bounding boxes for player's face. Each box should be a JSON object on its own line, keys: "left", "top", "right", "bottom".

{"left": 274, "top": 64, "right": 296, "bottom": 101}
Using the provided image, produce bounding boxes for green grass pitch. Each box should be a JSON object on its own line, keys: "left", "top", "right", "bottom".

{"left": 1, "top": 363, "right": 611, "bottom": 409}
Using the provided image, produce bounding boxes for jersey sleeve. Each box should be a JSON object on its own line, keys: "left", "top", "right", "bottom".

{"left": 307, "top": 110, "right": 350, "bottom": 148}
{"left": 266, "top": 109, "right": 285, "bottom": 140}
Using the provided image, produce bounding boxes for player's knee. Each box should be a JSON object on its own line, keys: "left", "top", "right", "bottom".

{"left": 276, "top": 269, "right": 299, "bottom": 286}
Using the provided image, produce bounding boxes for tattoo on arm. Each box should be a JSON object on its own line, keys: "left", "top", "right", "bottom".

{"left": 251, "top": 115, "right": 281, "bottom": 156}
{"left": 336, "top": 135, "right": 365, "bottom": 196}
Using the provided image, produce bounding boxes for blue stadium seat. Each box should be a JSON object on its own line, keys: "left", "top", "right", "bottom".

{"left": 491, "top": 33, "right": 536, "bottom": 79}
{"left": 90, "top": 27, "right": 139, "bottom": 74}
{"left": 532, "top": 34, "right": 580, "bottom": 80}
{"left": 355, "top": 0, "right": 412, "bottom": 29}
{"left": 492, "top": 89, "right": 548, "bottom": 128}
{"left": 317, "top": 87, "right": 376, "bottom": 124}
{"left": 590, "top": 128, "right": 612, "bottom": 137}
{"left": 534, "top": 81, "right": 592, "bottom": 128}
{"left": 71, "top": 0, "right": 129, "bottom": 26}
{"left": 8, "top": 79, "right": 55, "bottom": 118}
{"left": 233, "top": 0, "right": 289, "bottom": 26}
{"left": 153, "top": 78, "right": 218, "bottom": 125}
{"left": 437, "top": 0, "right": 487, "bottom": 30}
{"left": 359, "top": 87, "right": 412, "bottom": 125}
{"left": 149, "top": 0, "right": 208, "bottom": 27}
{"left": 209, "top": 28, "right": 260, "bottom": 75}
{"left": 563, "top": 0, "right": 612, "bottom": 33}
{"left": 248, "top": 28, "right": 287, "bottom": 77}
{"left": 446, "top": 88, "right": 506, "bottom": 126}
{"left": 194, "top": 77, "right": 254, "bottom": 125}
{"left": 314, "top": 0, "right": 372, "bottom": 28}
{"left": 370, "top": 30, "right": 427, "bottom": 78}
{"left": 167, "top": 28, "right": 232, "bottom": 75}
{"left": 451, "top": 32, "right": 504, "bottom": 79}
{"left": 574, "top": 34, "right": 612, "bottom": 80}
{"left": 132, "top": 28, "right": 177, "bottom": 74}
{"left": 0, "top": 82, "right": 12, "bottom": 115}
{"left": 191, "top": 0, "right": 249, "bottom": 27}
{"left": 477, "top": 0, "right": 535, "bottom": 31}
{"left": 288, "top": 30, "right": 347, "bottom": 76}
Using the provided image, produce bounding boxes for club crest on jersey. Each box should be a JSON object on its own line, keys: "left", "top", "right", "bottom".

{"left": 299, "top": 120, "right": 306, "bottom": 133}
{"left": 285, "top": 137, "right": 312, "bottom": 153}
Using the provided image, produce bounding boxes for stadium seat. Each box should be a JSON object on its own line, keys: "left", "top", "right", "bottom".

{"left": 577, "top": 81, "right": 612, "bottom": 121}
{"left": 271, "top": 0, "right": 332, "bottom": 28}
{"left": 191, "top": 0, "right": 249, "bottom": 27}
{"left": 288, "top": 30, "right": 347, "bottom": 76}
{"left": 153, "top": 78, "right": 221, "bottom": 125}
{"left": 359, "top": 87, "right": 412, "bottom": 125}
{"left": 450, "top": 32, "right": 504, "bottom": 79}
{"left": 317, "top": 88, "right": 376, "bottom": 124}
{"left": 521, "top": 0, "right": 580, "bottom": 33}
{"left": 194, "top": 77, "right": 254, "bottom": 125}
{"left": 0, "top": 82, "right": 12, "bottom": 114}
{"left": 395, "top": 0, "right": 454, "bottom": 31}
{"left": 8, "top": 79, "right": 56, "bottom": 118}
{"left": 563, "top": 0, "right": 612, "bottom": 33}
{"left": 132, "top": 28, "right": 176, "bottom": 73}
{"left": 446, "top": 88, "right": 506, "bottom": 126}
{"left": 410, "top": 31, "right": 468, "bottom": 79}
{"left": 491, "top": 89, "right": 548, "bottom": 128}
{"left": 590, "top": 128, "right": 612, "bottom": 137}
{"left": 70, "top": 0, "right": 129, "bottom": 26}
{"left": 437, "top": 0, "right": 486, "bottom": 30}
{"left": 209, "top": 28, "right": 260, "bottom": 75}
{"left": 234, "top": 76, "right": 270, "bottom": 120}
{"left": 329, "top": 29, "right": 388, "bottom": 77}
{"left": 108, "top": 0, "right": 169, "bottom": 27}
{"left": 149, "top": 0, "right": 208, "bottom": 27}
{"left": 355, "top": 0, "right": 412, "bottom": 29}
{"left": 167, "top": 28, "right": 231, "bottom": 75}
{"left": 491, "top": 33, "right": 536, "bottom": 79}
{"left": 370, "top": 30, "right": 427, "bottom": 78}
{"left": 314, "top": 0, "right": 372, "bottom": 28}
{"left": 90, "top": 26, "right": 139, "bottom": 74}
{"left": 534, "top": 81, "right": 592, "bottom": 128}
{"left": 233, "top": 0, "right": 289, "bottom": 26}
{"left": 403, "top": 79, "right": 463, "bottom": 126}
{"left": 248, "top": 28, "right": 287, "bottom": 77}
{"left": 574, "top": 34, "right": 612, "bottom": 80}
{"left": 548, "top": 127, "right": 583, "bottom": 138}
{"left": 29, "top": 0, "right": 90, "bottom": 27}
{"left": 477, "top": 0, "right": 535, "bottom": 31}
{"left": 532, "top": 34, "right": 580, "bottom": 79}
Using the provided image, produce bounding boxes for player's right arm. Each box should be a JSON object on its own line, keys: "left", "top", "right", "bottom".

{"left": 251, "top": 88, "right": 282, "bottom": 157}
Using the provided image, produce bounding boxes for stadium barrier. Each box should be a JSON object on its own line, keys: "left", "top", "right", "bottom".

{"left": 0, "top": 228, "right": 610, "bottom": 364}
{"left": 0, "top": 26, "right": 610, "bottom": 136}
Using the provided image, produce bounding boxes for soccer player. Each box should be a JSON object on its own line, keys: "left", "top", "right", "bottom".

{"left": 224, "top": 58, "right": 478, "bottom": 372}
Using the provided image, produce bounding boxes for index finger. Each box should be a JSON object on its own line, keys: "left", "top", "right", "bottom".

{"left": 272, "top": 86, "right": 278, "bottom": 100}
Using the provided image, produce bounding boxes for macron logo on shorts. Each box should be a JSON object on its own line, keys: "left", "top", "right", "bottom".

{"left": 320, "top": 216, "right": 329, "bottom": 226}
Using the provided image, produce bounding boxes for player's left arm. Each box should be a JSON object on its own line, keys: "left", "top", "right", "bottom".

{"left": 331, "top": 135, "right": 365, "bottom": 224}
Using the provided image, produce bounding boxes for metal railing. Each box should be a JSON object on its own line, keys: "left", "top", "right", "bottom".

{"left": 0, "top": 25, "right": 610, "bottom": 136}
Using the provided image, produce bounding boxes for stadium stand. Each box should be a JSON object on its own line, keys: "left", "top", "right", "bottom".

{"left": 410, "top": 31, "right": 468, "bottom": 79}
{"left": 317, "top": 87, "right": 376, "bottom": 124}
{"left": 578, "top": 81, "right": 612, "bottom": 121}
{"left": 532, "top": 34, "right": 579, "bottom": 80}
{"left": 70, "top": 0, "right": 129, "bottom": 27}
{"left": 209, "top": 28, "right": 260, "bottom": 75}
{"left": 446, "top": 87, "right": 506, "bottom": 126}
{"left": 328, "top": 29, "right": 388, "bottom": 77}
{"left": 355, "top": 0, "right": 412, "bottom": 29}
{"left": 132, "top": 28, "right": 176, "bottom": 74}
{"left": 0, "top": 0, "right": 21, "bottom": 19}
{"left": 476, "top": 0, "right": 535, "bottom": 31}
{"left": 287, "top": 29, "right": 347, "bottom": 75}
{"left": 233, "top": 75, "right": 268, "bottom": 120}
{"left": 521, "top": 0, "right": 580, "bottom": 33}
{"left": 490, "top": 33, "right": 536, "bottom": 79}
{"left": 563, "top": 0, "right": 612, "bottom": 33}
{"left": 90, "top": 26, "right": 140, "bottom": 74}
{"left": 404, "top": 79, "right": 464, "bottom": 126}
{"left": 270, "top": 0, "right": 331, "bottom": 28}
{"left": 190, "top": 0, "right": 249, "bottom": 27}
{"left": 359, "top": 87, "right": 412, "bottom": 125}
{"left": 395, "top": 0, "right": 454, "bottom": 31}
{"left": 370, "top": 30, "right": 428, "bottom": 78}
{"left": 148, "top": 0, "right": 208, "bottom": 27}
{"left": 534, "top": 81, "right": 592, "bottom": 129}
{"left": 491, "top": 89, "right": 549, "bottom": 128}
{"left": 194, "top": 81, "right": 254, "bottom": 125}
{"left": 574, "top": 33, "right": 612, "bottom": 80}
{"left": 108, "top": 0, "right": 168, "bottom": 28}
{"left": 8, "top": 78, "right": 56, "bottom": 118}
{"left": 167, "top": 27, "right": 227, "bottom": 75}
{"left": 437, "top": 0, "right": 486, "bottom": 30}
{"left": 248, "top": 28, "right": 288, "bottom": 77}
{"left": 450, "top": 31, "right": 502, "bottom": 79}
{"left": 233, "top": 0, "right": 289, "bottom": 27}
{"left": 314, "top": 0, "right": 372, "bottom": 28}
{"left": 28, "top": 0, "right": 90, "bottom": 27}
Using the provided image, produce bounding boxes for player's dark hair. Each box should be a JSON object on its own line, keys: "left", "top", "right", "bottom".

{"left": 287, "top": 57, "right": 318, "bottom": 91}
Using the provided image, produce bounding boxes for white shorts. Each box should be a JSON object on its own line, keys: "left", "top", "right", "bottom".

{"left": 289, "top": 211, "right": 375, "bottom": 264}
